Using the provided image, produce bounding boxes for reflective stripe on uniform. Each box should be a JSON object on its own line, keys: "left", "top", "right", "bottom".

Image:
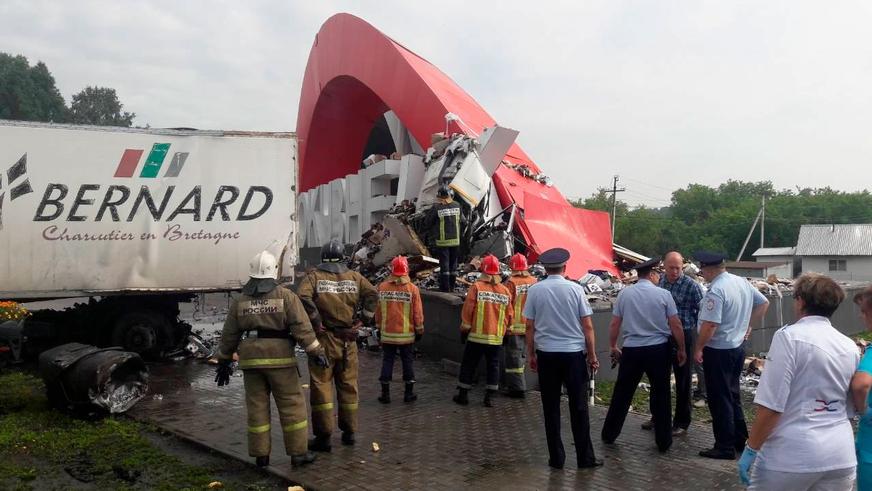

{"left": 312, "top": 402, "right": 334, "bottom": 412}
{"left": 510, "top": 324, "right": 526, "bottom": 335}
{"left": 282, "top": 420, "right": 308, "bottom": 432}
{"left": 403, "top": 302, "right": 410, "bottom": 333}
{"left": 238, "top": 357, "right": 296, "bottom": 369}
{"left": 305, "top": 340, "right": 321, "bottom": 352}
{"left": 339, "top": 402, "right": 359, "bottom": 411}
{"left": 468, "top": 332, "right": 503, "bottom": 345}
{"left": 248, "top": 423, "right": 271, "bottom": 434}
{"left": 381, "top": 331, "right": 415, "bottom": 341}
{"left": 505, "top": 366, "right": 525, "bottom": 373}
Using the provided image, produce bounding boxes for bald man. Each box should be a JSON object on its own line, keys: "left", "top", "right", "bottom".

{"left": 645, "top": 252, "right": 704, "bottom": 435}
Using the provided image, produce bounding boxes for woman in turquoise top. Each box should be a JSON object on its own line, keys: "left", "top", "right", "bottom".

{"left": 850, "top": 286, "right": 872, "bottom": 490}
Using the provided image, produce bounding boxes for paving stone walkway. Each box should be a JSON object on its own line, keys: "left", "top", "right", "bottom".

{"left": 129, "top": 348, "right": 742, "bottom": 491}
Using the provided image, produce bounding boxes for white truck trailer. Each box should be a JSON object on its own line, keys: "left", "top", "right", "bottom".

{"left": 0, "top": 120, "right": 297, "bottom": 356}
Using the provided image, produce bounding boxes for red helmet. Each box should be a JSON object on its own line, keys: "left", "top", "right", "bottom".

{"left": 391, "top": 256, "right": 409, "bottom": 276}
{"left": 481, "top": 255, "right": 501, "bottom": 275}
{"left": 509, "top": 253, "right": 528, "bottom": 272}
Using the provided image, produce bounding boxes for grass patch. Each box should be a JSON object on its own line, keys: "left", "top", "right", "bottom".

{"left": 594, "top": 378, "right": 757, "bottom": 425}
{"left": 0, "top": 370, "right": 219, "bottom": 490}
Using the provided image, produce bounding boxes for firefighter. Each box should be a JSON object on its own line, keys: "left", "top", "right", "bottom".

{"left": 215, "top": 251, "right": 329, "bottom": 468}
{"left": 297, "top": 239, "right": 378, "bottom": 452}
{"left": 376, "top": 255, "right": 425, "bottom": 404}
{"left": 453, "top": 254, "right": 513, "bottom": 408}
{"left": 428, "top": 185, "right": 464, "bottom": 292}
{"left": 504, "top": 253, "right": 537, "bottom": 397}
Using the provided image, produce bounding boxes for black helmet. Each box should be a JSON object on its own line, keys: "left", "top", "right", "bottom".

{"left": 437, "top": 185, "right": 453, "bottom": 199}
{"left": 321, "top": 239, "right": 344, "bottom": 263}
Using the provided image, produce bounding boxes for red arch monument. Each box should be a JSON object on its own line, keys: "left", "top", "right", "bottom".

{"left": 296, "top": 13, "right": 616, "bottom": 277}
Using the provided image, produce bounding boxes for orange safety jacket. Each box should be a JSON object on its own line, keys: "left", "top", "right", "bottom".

{"left": 461, "top": 274, "right": 513, "bottom": 345}
{"left": 506, "top": 273, "right": 537, "bottom": 336}
{"left": 375, "top": 275, "right": 424, "bottom": 345}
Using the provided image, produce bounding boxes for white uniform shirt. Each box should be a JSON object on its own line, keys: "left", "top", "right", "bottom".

{"left": 753, "top": 315, "right": 860, "bottom": 473}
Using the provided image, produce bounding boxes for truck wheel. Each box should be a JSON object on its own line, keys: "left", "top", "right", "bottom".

{"left": 112, "top": 311, "right": 166, "bottom": 355}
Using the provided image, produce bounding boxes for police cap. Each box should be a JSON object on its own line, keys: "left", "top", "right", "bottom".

{"left": 632, "top": 256, "right": 662, "bottom": 272}
{"left": 693, "top": 251, "right": 727, "bottom": 267}
{"left": 539, "top": 248, "right": 570, "bottom": 267}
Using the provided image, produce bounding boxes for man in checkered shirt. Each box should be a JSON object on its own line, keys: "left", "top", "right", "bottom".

{"left": 641, "top": 251, "right": 705, "bottom": 436}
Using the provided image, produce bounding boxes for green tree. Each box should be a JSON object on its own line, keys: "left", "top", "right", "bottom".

{"left": 69, "top": 86, "right": 135, "bottom": 127}
{"left": 0, "top": 53, "right": 68, "bottom": 122}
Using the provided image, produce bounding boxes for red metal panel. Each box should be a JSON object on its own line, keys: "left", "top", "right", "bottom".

{"left": 522, "top": 192, "right": 618, "bottom": 278}
{"left": 296, "top": 13, "right": 614, "bottom": 274}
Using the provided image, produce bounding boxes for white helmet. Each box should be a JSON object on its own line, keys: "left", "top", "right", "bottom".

{"left": 249, "top": 251, "right": 278, "bottom": 279}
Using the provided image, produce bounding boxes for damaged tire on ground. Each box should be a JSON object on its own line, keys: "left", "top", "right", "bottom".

{"left": 112, "top": 311, "right": 168, "bottom": 356}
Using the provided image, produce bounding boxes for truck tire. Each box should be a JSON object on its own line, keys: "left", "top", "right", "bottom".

{"left": 111, "top": 311, "right": 167, "bottom": 356}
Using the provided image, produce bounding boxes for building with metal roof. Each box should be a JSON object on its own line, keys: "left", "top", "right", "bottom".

{"left": 795, "top": 224, "right": 872, "bottom": 280}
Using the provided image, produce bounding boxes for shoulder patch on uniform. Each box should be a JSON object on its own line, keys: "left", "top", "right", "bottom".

{"left": 704, "top": 298, "right": 716, "bottom": 311}
{"left": 317, "top": 279, "right": 358, "bottom": 294}
{"left": 240, "top": 298, "right": 283, "bottom": 316}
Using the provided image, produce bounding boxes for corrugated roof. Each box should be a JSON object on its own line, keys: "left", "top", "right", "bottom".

{"left": 796, "top": 224, "right": 872, "bottom": 256}
{"left": 752, "top": 247, "right": 795, "bottom": 257}
{"left": 726, "top": 261, "right": 788, "bottom": 269}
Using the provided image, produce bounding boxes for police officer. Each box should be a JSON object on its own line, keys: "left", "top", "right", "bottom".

{"left": 601, "top": 257, "right": 687, "bottom": 453}
{"left": 692, "top": 251, "right": 769, "bottom": 459}
{"left": 215, "top": 251, "right": 329, "bottom": 468}
{"left": 428, "top": 185, "right": 464, "bottom": 292}
{"left": 297, "top": 239, "right": 379, "bottom": 451}
{"left": 524, "top": 248, "right": 601, "bottom": 469}
{"left": 454, "top": 254, "right": 513, "bottom": 408}
{"left": 376, "top": 255, "right": 424, "bottom": 404}
{"left": 503, "top": 253, "right": 537, "bottom": 397}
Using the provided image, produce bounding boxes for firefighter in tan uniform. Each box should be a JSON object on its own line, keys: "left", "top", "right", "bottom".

{"left": 453, "top": 255, "right": 513, "bottom": 408}
{"left": 297, "top": 239, "right": 378, "bottom": 451}
{"left": 504, "top": 253, "right": 537, "bottom": 398}
{"left": 215, "top": 251, "right": 329, "bottom": 468}
{"left": 376, "top": 256, "right": 425, "bottom": 404}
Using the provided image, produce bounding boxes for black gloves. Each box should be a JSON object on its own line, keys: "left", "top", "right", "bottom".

{"left": 215, "top": 360, "right": 233, "bottom": 387}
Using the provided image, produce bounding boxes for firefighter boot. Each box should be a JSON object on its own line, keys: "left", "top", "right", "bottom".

{"left": 291, "top": 452, "right": 317, "bottom": 467}
{"left": 453, "top": 388, "right": 469, "bottom": 406}
{"left": 404, "top": 382, "right": 417, "bottom": 403}
{"left": 342, "top": 432, "right": 355, "bottom": 446}
{"left": 378, "top": 383, "right": 391, "bottom": 404}
{"left": 483, "top": 389, "right": 496, "bottom": 408}
{"left": 255, "top": 456, "right": 269, "bottom": 468}
{"left": 308, "top": 435, "right": 332, "bottom": 453}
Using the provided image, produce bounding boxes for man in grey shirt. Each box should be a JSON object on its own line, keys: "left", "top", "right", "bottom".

{"left": 601, "top": 257, "right": 687, "bottom": 453}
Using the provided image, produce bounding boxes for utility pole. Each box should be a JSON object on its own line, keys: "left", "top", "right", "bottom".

{"left": 760, "top": 194, "right": 766, "bottom": 249}
{"left": 609, "top": 175, "right": 626, "bottom": 239}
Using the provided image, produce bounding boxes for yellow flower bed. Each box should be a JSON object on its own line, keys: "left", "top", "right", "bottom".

{"left": 0, "top": 301, "right": 30, "bottom": 322}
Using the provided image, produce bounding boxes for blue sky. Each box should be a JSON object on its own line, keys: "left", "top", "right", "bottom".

{"left": 2, "top": 0, "right": 871, "bottom": 206}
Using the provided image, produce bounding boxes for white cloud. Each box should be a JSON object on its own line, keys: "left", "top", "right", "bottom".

{"left": 2, "top": 0, "right": 872, "bottom": 205}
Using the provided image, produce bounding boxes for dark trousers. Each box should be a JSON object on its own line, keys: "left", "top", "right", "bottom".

{"left": 671, "top": 331, "right": 693, "bottom": 429}
{"left": 458, "top": 342, "right": 501, "bottom": 390}
{"left": 436, "top": 246, "right": 459, "bottom": 292}
{"left": 602, "top": 342, "right": 673, "bottom": 452}
{"left": 379, "top": 344, "right": 415, "bottom": 383}
{"left": 703, "top": 346, "right": 748, "bottom": 452}
{"left": 537, "top": 350, "right": 597, "bottom": 467}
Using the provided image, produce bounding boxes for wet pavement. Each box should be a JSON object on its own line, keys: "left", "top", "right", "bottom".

{"left": 130, "top": 350, "right": 742, "bottom": 490}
